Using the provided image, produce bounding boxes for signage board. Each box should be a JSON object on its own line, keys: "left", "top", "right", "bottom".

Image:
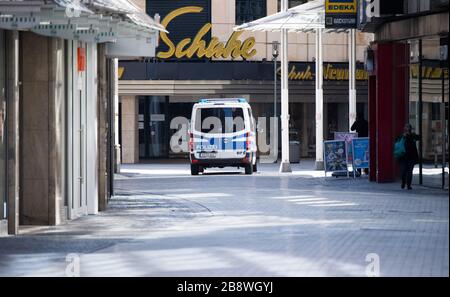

{"left": 334, "top": 132, "right": 358, "bottom": 163}
{"left": 325, "top": 0, "right": 357, "bottom": 29}
{"left": 147, "top": 1, "right": 256, "bottom": 60}
{"left": 352, "top": 138, "right": 370, "bottom": 170}
{"left": 324, "top": 140, "right": 349, "bottom": 176}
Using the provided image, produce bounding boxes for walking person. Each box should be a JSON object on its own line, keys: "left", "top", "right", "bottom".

{"left": 395, "top": 124, "right": 420, "bottom": 190}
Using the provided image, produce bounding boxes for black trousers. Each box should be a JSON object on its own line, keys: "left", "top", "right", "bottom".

{"left": 400, "top": 159, "right": 416, "bottom": 187}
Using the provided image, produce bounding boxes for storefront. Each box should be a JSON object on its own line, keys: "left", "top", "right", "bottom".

{"left": 360, "top": 0, "right": 449, "bottom": 189}
{"left": 118, "top": 0, "right": 372, "bottom": 162}
{"left": 408, "top": 37, "right": 449, "bottom": 189}
{"left": 0, "top": 0, "right": 163, "bottom": 235}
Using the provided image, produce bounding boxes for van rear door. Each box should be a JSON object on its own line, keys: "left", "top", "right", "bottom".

{"left": 193, "top": 106, "right": 247, "bottom": 159}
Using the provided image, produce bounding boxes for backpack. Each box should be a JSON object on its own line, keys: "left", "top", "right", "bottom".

{"left": 394, "top": 136, "right": 406, "bottom": 159}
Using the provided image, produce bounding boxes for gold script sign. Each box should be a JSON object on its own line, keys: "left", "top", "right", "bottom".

{"left": 157, "top": 6, "right": 257, "bottom": 60}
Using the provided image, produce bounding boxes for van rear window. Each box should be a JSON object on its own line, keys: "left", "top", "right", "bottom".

{"left": 194, "top": 107, "right": 245, "bottom": 133}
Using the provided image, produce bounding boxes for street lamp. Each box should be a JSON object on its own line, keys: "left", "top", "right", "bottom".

{"left": 272, "top": 41, "right": 280, "bottom": 120}
{"left": 272, "top": 41, "right": 280, "bottom": 163}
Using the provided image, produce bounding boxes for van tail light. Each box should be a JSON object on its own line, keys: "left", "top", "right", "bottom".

{"left": 246, "top": 132, "right": 251, "bottom": 151}
{"left": 189, "top": 133, "right": 194, "bottom": 152}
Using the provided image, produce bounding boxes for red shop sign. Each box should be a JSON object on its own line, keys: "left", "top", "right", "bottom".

{"left": 77, "top": 47, "right": 86, "bottom": 72}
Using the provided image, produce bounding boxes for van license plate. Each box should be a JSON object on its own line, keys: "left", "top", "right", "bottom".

{"left": 200, "top": 152, "right": 216, "bottom": 159}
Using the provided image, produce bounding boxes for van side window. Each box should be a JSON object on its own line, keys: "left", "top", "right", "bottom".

{"left": 248, "top": 108, "right": 255, "bottom": 131}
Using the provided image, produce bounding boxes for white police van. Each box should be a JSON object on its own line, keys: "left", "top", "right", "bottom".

{"left": 189, "top": 98, "right": 257, "bottom": 175}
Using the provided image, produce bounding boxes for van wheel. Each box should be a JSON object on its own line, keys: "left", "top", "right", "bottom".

{"left": 191, "top": 164, "right": 199, "bottom": 176}
{"left": 245, "top": 164, "right": 254, "bottom": 175}
{"left": 253, "top": 162, "right": 257, "bottom": 172}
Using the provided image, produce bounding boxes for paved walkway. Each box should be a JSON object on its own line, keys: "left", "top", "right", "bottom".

{"left": 0, "top": 161, "right": 448, "bottom": 276}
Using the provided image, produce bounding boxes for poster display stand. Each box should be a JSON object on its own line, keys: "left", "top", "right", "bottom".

{"left": 324, "top": 140, "right": 349, "bottom": 178}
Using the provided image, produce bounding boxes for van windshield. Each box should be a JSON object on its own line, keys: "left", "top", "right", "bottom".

{"left": 194, "top": 107, "right": 245, "bottom": 134}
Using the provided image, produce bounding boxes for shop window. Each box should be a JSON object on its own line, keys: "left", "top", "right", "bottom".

{"left": 236, "top": 0, "right": 267, "bottom": 25}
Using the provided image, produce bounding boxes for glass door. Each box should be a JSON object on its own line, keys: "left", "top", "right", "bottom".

{"left": 138, "top": 96, "right": 169, "bottom": 159}
{"left": 410, "top": 37, "right": 449, "bottom": 189}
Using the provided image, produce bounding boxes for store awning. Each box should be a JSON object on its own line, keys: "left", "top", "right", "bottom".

{"left": 0, "top": 0, "right": 166, "bottom": 57}
{"left": 233, "top": 0, "right": 346, "bottom": 33}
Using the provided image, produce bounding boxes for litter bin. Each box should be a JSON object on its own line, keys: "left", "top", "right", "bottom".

{"left": 289, "top": 130, "right": 300, "bottom": 163}
{"left": 289, "top": 141, "right": 300, "bottom": 163}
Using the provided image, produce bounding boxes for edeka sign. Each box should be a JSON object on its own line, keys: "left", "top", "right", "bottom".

{"left": 325, "top": 0, "right": 357, "bottom": 29}
{"left": 158, "top": 6, "right": 257, "bottom": 60}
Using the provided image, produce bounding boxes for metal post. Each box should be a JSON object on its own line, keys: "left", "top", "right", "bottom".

{"left": 441, "top": 44, "right": 446, "bottom": 189}
{"left": 279, "top": 0, "right": 292, "bottom": 173}
{"left": 274, "top": 55, "right": 278, "bottom": 164}
{"left": 274, "top": 56, "right": 277, "bottom": 123}
{"left": 349, "top": 29, "right": 357, "bottom": 130}
{"left": 418, "top": 39, "right": 423, "bottom": 185}
{"left": 112, "top": 58, "right": 121, "bottom": 174}
{"left": 315, "top": 28, "right": 324, "bottom": 170}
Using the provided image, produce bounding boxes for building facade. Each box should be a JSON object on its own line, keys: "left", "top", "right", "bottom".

{"left": 360, "top": 0, "right": 449, "bottom": 189}
{"left": 0, "top": 0, "right": 161, "bottom": 235}
{"left": 118, "top": 0, "right": 373, "bottom": 163}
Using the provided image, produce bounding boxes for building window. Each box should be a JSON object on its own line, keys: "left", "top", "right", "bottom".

{"left": 236, "top": 0, "right": 267, "bottom": 25}
{"left": 277, "top": 0, "right": 308, "bottom": 10}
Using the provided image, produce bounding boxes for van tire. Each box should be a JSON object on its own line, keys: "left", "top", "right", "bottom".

{"left": 253, "top": 163, "right": 257, "bottom": 172}
{"left": 191, "top": 164, "right": 199, "bottom": 176}
{"left": 245, "top": 164, "right": 254, "bottom": 175}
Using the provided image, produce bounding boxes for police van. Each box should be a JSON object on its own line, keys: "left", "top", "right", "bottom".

{"left": 189, "top": 98, "right": 257, "bottom": 175}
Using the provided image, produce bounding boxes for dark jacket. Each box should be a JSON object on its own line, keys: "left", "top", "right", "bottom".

{"left": 400, "top": 133, "right": 420, "bottom": 164}
{"left": 351, "top": 119, "right": 369, "bottom": 137}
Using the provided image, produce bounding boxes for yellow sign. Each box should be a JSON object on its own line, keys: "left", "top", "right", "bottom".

{"left": 325, "top": 0, "right": 357, "bottom": 14}
{"left": 158, "top": 6, "right": 257, "bottom": 60}
{"left": 282, "top": 64, "right": 369, "bottom": 81}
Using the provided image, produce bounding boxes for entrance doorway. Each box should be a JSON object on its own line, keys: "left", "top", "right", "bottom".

{"left": 138, "top": 96, "right": 169, "bottom": 159}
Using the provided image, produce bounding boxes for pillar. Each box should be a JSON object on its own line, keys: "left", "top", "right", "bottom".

{"left": 372, "top": 42, "right": 409, "bottom": 183}
{"left": 97, "top": 44, "right": 109, "bottom": 211}
{"left": 20, "top": 32, "right": 65, "bottom": 225}
{"left": 120, "top": 96, "right": 139, "bottom": 164}
{"left": 315, "top": 28, "right": 324, "bottom": 170}
{"left": 6, "top": 30, "right": 19, "bottom": 234}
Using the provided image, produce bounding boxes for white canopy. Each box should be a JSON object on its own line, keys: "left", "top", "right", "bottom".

{"left": 234, "top": 0, "right": 349, "bottom": 34}
{"left": 234, "top": 0, "right": 358, "bottom": 171}
{"left": 234, "top": 0, "right": 325, "bottom": 33}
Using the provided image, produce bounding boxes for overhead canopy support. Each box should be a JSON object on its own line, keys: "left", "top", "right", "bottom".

{"left": 234, "top": 0, "right": 359, "bottom": 170}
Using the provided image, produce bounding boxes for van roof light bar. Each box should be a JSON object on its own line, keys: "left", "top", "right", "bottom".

{"left": 199, "top": 98, "right": 248, "bottom": 104}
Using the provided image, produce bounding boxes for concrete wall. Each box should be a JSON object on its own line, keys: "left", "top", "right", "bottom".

{"left": 375, "top": 11, "right": 448, "bottom": 42}
{"left": 132, "top": 0, "right": 145, "bottom": 11}
{"left": 120, "top": 95, "right": 139, "bottom": 164}
{"left": 20, "top": 32, "right": 65, "bottom": 225}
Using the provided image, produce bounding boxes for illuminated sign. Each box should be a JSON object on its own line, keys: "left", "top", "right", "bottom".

{"left": 325, "top": 0, "right": 357, "bottom": 29}
{"left": 326, "top": 0, "right": 357, "bottom": 13}
{"left": 157, "top": 6, "right": 257, "bottom": 60}
{"left": 285, "top": 64, "right": 369, "bottom": 81}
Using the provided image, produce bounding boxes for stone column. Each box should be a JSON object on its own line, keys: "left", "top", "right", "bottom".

{"left": 20, "top": 33, "right": 65, "bottom": 225}
{"left": 97, "top": 44, "right": 109, "bottom": 211}
{"left": 48, "top": 37, "right": 66, "bottom": 225}
{"left": 6, "top": 30, "right": 20, "bottom": 234}
{"left": 121, "top": 96, "right": 139, "bottom": 164}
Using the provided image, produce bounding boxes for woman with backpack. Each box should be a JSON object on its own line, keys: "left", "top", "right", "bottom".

{"left": 395, "top": 124, "right": 420, "bottom": 190}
